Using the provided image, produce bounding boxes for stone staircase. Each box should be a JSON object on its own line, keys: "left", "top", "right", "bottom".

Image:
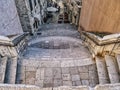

{"left": 96, "top": 54, "right": 120, "bottom": 85}
{"left": 0, "top": 24, "right": 120, "bottom": 90}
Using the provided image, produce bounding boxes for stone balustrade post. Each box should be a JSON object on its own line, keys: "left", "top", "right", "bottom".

{"left": 5, "top": 57, "right": 17, "bottom": 84}
{"left": 0, "top": 56, "right": 7, "bottom": 83}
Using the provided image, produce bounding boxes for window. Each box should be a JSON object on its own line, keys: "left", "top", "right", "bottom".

{"left": 38, "top": 0, "right": 40, "bottom": 4}
{"left": 34, "top": 0, "right": 37, "bottom": 6}
{"left": 29, "top": 0, "right": 33, "bottom": 11}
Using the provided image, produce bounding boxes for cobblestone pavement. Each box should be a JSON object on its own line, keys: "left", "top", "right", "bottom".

{"left": 17, "top": 24, "right": 99, "bottom": 88}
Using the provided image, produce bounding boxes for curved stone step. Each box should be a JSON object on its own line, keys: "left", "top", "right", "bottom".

{"left": 96, "top": 57, "right": 110, "bottom": 84}
{"left": 39, "top": 24, "right": 77, "bottom": 31}
{"left": 105, "top": 55, "right": 120, "bottom": 83}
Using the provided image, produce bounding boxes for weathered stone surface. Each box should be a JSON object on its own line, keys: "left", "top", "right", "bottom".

{"left": 63, "top": 81, "right": 72, "bottom": 86}
{"left": 62, "top": 68, "right": 70, "bottom": 74}
{"left": 45, "top": 68, "right": 53, "bottom": 77}
{"left": 5, "top": 57, "right": 17, "bottom": 84}
{"left": 40, "top": 61, "right": 60, "bottom": 68}
{"left": 62, "top": 74, "right": 71, "bottom": 81}
{"left": 72, "top": 81, "right": 82, "bottom": 86}
{"left": 61, "top": 60, "right": 75, "bottom": 67}
{"left": 17, "top": 24, "right": 99, "bottom": 87}
{"left": 25, "top": 71, "right": 36, "bottom": 85}
{"left": 53, "top": 86, "right": 90, "bottom": 90}
{"left": 105, "top": 55, "right": 120, "bottom": 83}
{"left": 0, "top": 0, "right": 23, "bottom": 36}
{"left": 81, "top": 80, "right": 89, "bottom": 86}
{"left": 95, "top": 83, "right": 120, "bottom": 90}
{"left": 0, "top": 56, "right": 7, "bottom": 83}
{"left": 53, "top": 79, "right": 62, "bottom": 87}
{"left": 53, "top": 68, "right": 62, "bottom": 79}
{"left": 71, "top": 75, "right": 80, "bottom": 81}
{"left": 70, "top": 67, "right": 78, "bottom": 74}
{"left": 116, "top": 54, "right": 120, "bottom": 73}
{"left": 44, "top": 77, "right": 53, "bottom": 84}
{"left": 96, "top": 57, "right": 110, "bottom": 84}
{"left": 80, "top": 73, "right": 89, "bottom": 80}
{"left": 78, "top": 66, "right": 89, "bottom": 73}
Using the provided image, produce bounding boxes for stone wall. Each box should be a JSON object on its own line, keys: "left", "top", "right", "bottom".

{"left": 79, "top": 0, "right": 120, "bottom": 33}
{"left": 15, "top": 0, "right": 33, "bottom": 33}
{"left": 0, "top": 0, "right": 23, "bottom": 36}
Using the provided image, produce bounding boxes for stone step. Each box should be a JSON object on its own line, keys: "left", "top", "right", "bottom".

{"left": 105, "top": 55, "right": 120, "bottom": 83}
{"left": 116, "top": 54, "right": 120, "bottom": 73}
{"left": 39, "top": 24, "right": 77, "bottom": 31}
{"left": 96, "top": 57, "right": 110, "bottom": 84}
{"left": 0, "top": 56, "right": 7, "bottom": 83}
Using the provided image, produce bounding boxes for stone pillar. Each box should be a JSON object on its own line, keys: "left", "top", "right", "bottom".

{"left": 5, "top": 57, "right": 17, "bottom": 84}
{"left": 0, "top": 56, "right": 7, "bottom": 83}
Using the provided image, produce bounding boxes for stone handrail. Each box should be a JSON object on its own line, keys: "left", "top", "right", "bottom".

{"left": 82, "top": 31, "right": 120, "bottom": 46}
{"left": 79, "top": 30, "right": 120, "bottom": 56}
{"left": 0, "top": 36, "right": 13, "bottom": 46}
{"left": 12, "top": 33, "right": 29, "bottom": 46}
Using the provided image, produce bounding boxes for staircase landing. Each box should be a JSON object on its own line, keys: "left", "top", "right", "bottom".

{"left": 16, "top": 24, "right": 98, "bottom": 87}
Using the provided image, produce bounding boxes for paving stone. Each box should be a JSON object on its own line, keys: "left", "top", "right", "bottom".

{"left": 44, "top": 77, "right": 53, "bottom": 84}
{"left": 88, "top": 64, "right": 97, "bottom": 71}
{"left": 71, "top": 75, "right": 80, "bottom": 81}
{"left": 89, "top": 79, "right": 98, "bottom": 87}
{"left": 44, "top": 83, "right": 53, "bottom": 87}
{"left": 21, "top": 60, "right": 40, "bottom": 67}
{"left": 81, "top": 80, "right": 89, "bottom": 86}
{"left": 80, "top": 73, "right": 89, "bottom": 80}
{"left": 53, "top": 68, "right": 62, "bottom": 79}
{"left": 53, "top": 79, "right": 62, "bottom": 87}
{"left": 78, "top": 66, "right": 89, "bottom": 73}
{"left": 88, "top": 71, "right": 98, "bottom": 79}
{"left": 62, "top": 74, "right": 71, "bottom": 81}
{"left": 35, "top": 80, "right": 44, "bottom": 87}
{"left": 25, "top": 71, "right": 36, "bottom": 85}
{"left": 72, "top": 81, "right": 82, "bottom": 86}
{"left": 45, "top": 68, "right": 53, "bottom": 77}
{"left": 70, "top": 67, "right": 78, "bottom": 74}
{"left": 61, "top": 67, "right": 70, "bottom": 74}
{"left": 40, "top": 68, "right": 45, "bottom": 80}
{"left": 36, "top": 69, "right": 41, "bottom": 80}
{"left": 63, "top": 81, "right": 72, "bottom": 86}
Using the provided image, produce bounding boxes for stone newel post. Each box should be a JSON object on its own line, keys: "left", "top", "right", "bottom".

{"left": 5, "top": 57, "right": 17, "bottom": 84}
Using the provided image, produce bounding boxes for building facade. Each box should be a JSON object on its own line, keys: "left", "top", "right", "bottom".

{"left": 0, "top": 0, "right": 23, "bottom": 36}
{"left": 64, "top": 0, "right": 82, "bottom": 26}
{"left": 15, "top": 0, "right": 47, "bottom": 34}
